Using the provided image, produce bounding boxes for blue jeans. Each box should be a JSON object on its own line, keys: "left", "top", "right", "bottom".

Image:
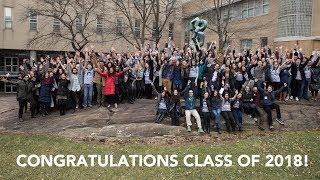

{"left": 300, "top": 78, "right": 310, "bottom": 99}
{"left": 232, "top": 109, "right": 243, "bottom": 128}
{"left": 212, "top": 108, "right": 222, "bottom": 129}
{"left": 83, "top": 84, "right": 93, "bottom": 106}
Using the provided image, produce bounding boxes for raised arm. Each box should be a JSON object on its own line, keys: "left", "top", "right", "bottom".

{"left": 181, "top": 80, "right": 191, "bottom": 97}
{"left": 257, "top": 81, "right": 267, "bottom": 94}
{"left": 95, "top": 68, "right": 108, "bottom": 78}
{"left": 274, "top": 83, "right": 287, "bottom": 95}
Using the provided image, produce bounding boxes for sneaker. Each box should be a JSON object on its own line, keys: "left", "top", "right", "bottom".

{"left": 269, "top": 125, "right": 274, "bottom": 130}
{"left": 295, "top": 97, "right": 299, "bottom": 101}
{"left": 187, "top": 126, "right": 191, "bottom": 132}
{"left": 290, "top": 96, "right": 293, "bottom": 100}
{"left": 275, "top": 118, "right": 285, "bottom": 125}
{"left": 253, "top": 118, "right": 258, "bottom": 123}
{"left": 198, "top": 128, "right": 204, "bottom": 133}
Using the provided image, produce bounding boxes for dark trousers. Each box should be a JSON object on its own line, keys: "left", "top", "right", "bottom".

{"left": 221, "top": 111, "right": 236, "bottom": 132}
{"left": 145, "top": 83, "right": 153, "bottom": 99}
{"left": 170, "top": 109, "right": 180, "bottom": 126}
{"left": 105, "top": 94, "right": 116, "bottom": 105}
{"left": 58, "top": 99, "right": 67, "bottom": 115}
{"left": 40, "top": 102, "right": 51, "bottom": 116}
{"left": 243, "top": 103, "right": 261, "bottom": 118}
{"left": 125, "top": 82, "right": 136, "bottom": 103}
{"left": 70, "top": 91, "right": 82, "bottom": 110}
{"left": 291, "top": 79, "right": 302, "bottom": 98}
{"left": 202, "top": 112, "right": 211, "bottom": 133}
{"left": 155, "top": 109, "right": 167, "bottom": 123}
{"left": 18, "top": 98, "right": 27, "bottom": 118}
{"left": 263, "top": 103, "right": 281, "bottom": 126}
{"left": 29, "top": 99, "right": 36, "bottom": 117}
{"left": 135, "top": 80, "right": 144, "bottom": 99}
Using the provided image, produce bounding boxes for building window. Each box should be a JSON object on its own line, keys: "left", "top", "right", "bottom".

{"left": 53, "top": 18, "right": 61, "bottom": 32}
{"left": 260, "top": 37, "right": 268, "bottom": 47}
{"left": 29, "top": 11, "right": 37, "bottom": 31}
{"left": 278, "top": 0, "right": 312, "bottom": 37}
{"left": 262, "top": 0, "right": 269, "bottom": 14}
{"left": 1, "top": 57, "right": 19, "bottom": 73}
{"left": 116, "top": 18, "right": 123, "bottom": 36}
{"left": 96, "top": 15, "right": 103, "bottom": 33}
{"left": 240, "top": 39, "right": 252, "bottom": 51}
{"left": 4, "top": 7, "right": 13, "bottom": 29}
{"left": 75, "top": 15, "right": 82, "bottom": 31}
{"left": 0, "top": 59, "right": 4, "bottom": 72}
{"left": 242, "top": 2, "right": 254, "bottom": 18}
{"left": 168, "top": 23, "right": 174, "bottom": 38}
{"left": 134, "top": 19, "right": 141, "bottom": 38}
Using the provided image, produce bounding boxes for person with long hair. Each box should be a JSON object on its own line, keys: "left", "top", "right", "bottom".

{"left": 211, "top": 90, "right": 222, "bottom": 134}
{"left": 220, "top": 87, "right": 237, "bottom": 133}
{"left": 56, "top": 73, "right": 70, "bottom": 115}
{"left": 155, "top": 87, "right": 171, "bottom": 123}
{"left": 170, "top": 89, "right": 181, "bottom": 126}
{"left": 95, "top": 66, "right": 129, "bottom": 109}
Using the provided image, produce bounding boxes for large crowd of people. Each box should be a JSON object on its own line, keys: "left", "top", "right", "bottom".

{"left": 1, "top": 40, "right": 319, "bottom": 134}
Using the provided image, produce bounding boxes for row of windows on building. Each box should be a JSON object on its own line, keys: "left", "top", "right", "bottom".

{"left": 3, "top": 7, "right": 175, "bottom": 38}
{"left": 202, "top": 37, "right": 268, "bottom": 52}
{"left": 225, "top": 0, "right": 269, "bottom": 21}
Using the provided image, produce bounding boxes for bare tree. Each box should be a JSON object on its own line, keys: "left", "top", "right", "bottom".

{"left": 199, "top": 0, "right": 235, "bottom": 53}
{"left": 111, "top": 0, "right": 177, "bottom": 50}
{"left": 22, "top": 0, "right": 113, "bottom": 51}
{"left": 148, "top": 0, "right": 177, "bottom": 45}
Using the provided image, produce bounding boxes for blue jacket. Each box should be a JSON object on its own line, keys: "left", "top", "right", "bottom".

{"left": 162, "top": 64, "right": 174, "bottom": 80}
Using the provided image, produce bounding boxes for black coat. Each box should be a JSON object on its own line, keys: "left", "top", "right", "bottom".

{"left": 15, "top": 80, "right": 28, "bottom": 100}
{"left": 57, "top": 79, "right": 70, "bottom": 96}
{"left": 291, "top": 62, "right": 308, "bottom": 80}
{"left": 199, "top": 98, "right": 213, "bottom": 113}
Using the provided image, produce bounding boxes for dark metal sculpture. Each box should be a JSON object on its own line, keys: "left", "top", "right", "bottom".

{"left": 189, "top": 17, "right": 208, "bottom": 52}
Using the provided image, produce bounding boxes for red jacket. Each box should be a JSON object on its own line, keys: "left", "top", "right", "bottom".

{"left": 96, "top": 69, "right": 124, "bottom": 95}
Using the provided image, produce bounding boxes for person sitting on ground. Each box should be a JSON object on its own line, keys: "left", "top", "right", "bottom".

{"left": 155, "top": 87, "right": 171, "bottom": 123}
{"left": 181, "top": 80, "right": 204, "bottom": 133}
{"left": 257, "top": 81, "right": 287, "bottom": 130}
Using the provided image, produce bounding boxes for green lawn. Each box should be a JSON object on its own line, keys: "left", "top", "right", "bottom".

{"left": 0, "top": 131, "right": 319, "bottom": 179}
